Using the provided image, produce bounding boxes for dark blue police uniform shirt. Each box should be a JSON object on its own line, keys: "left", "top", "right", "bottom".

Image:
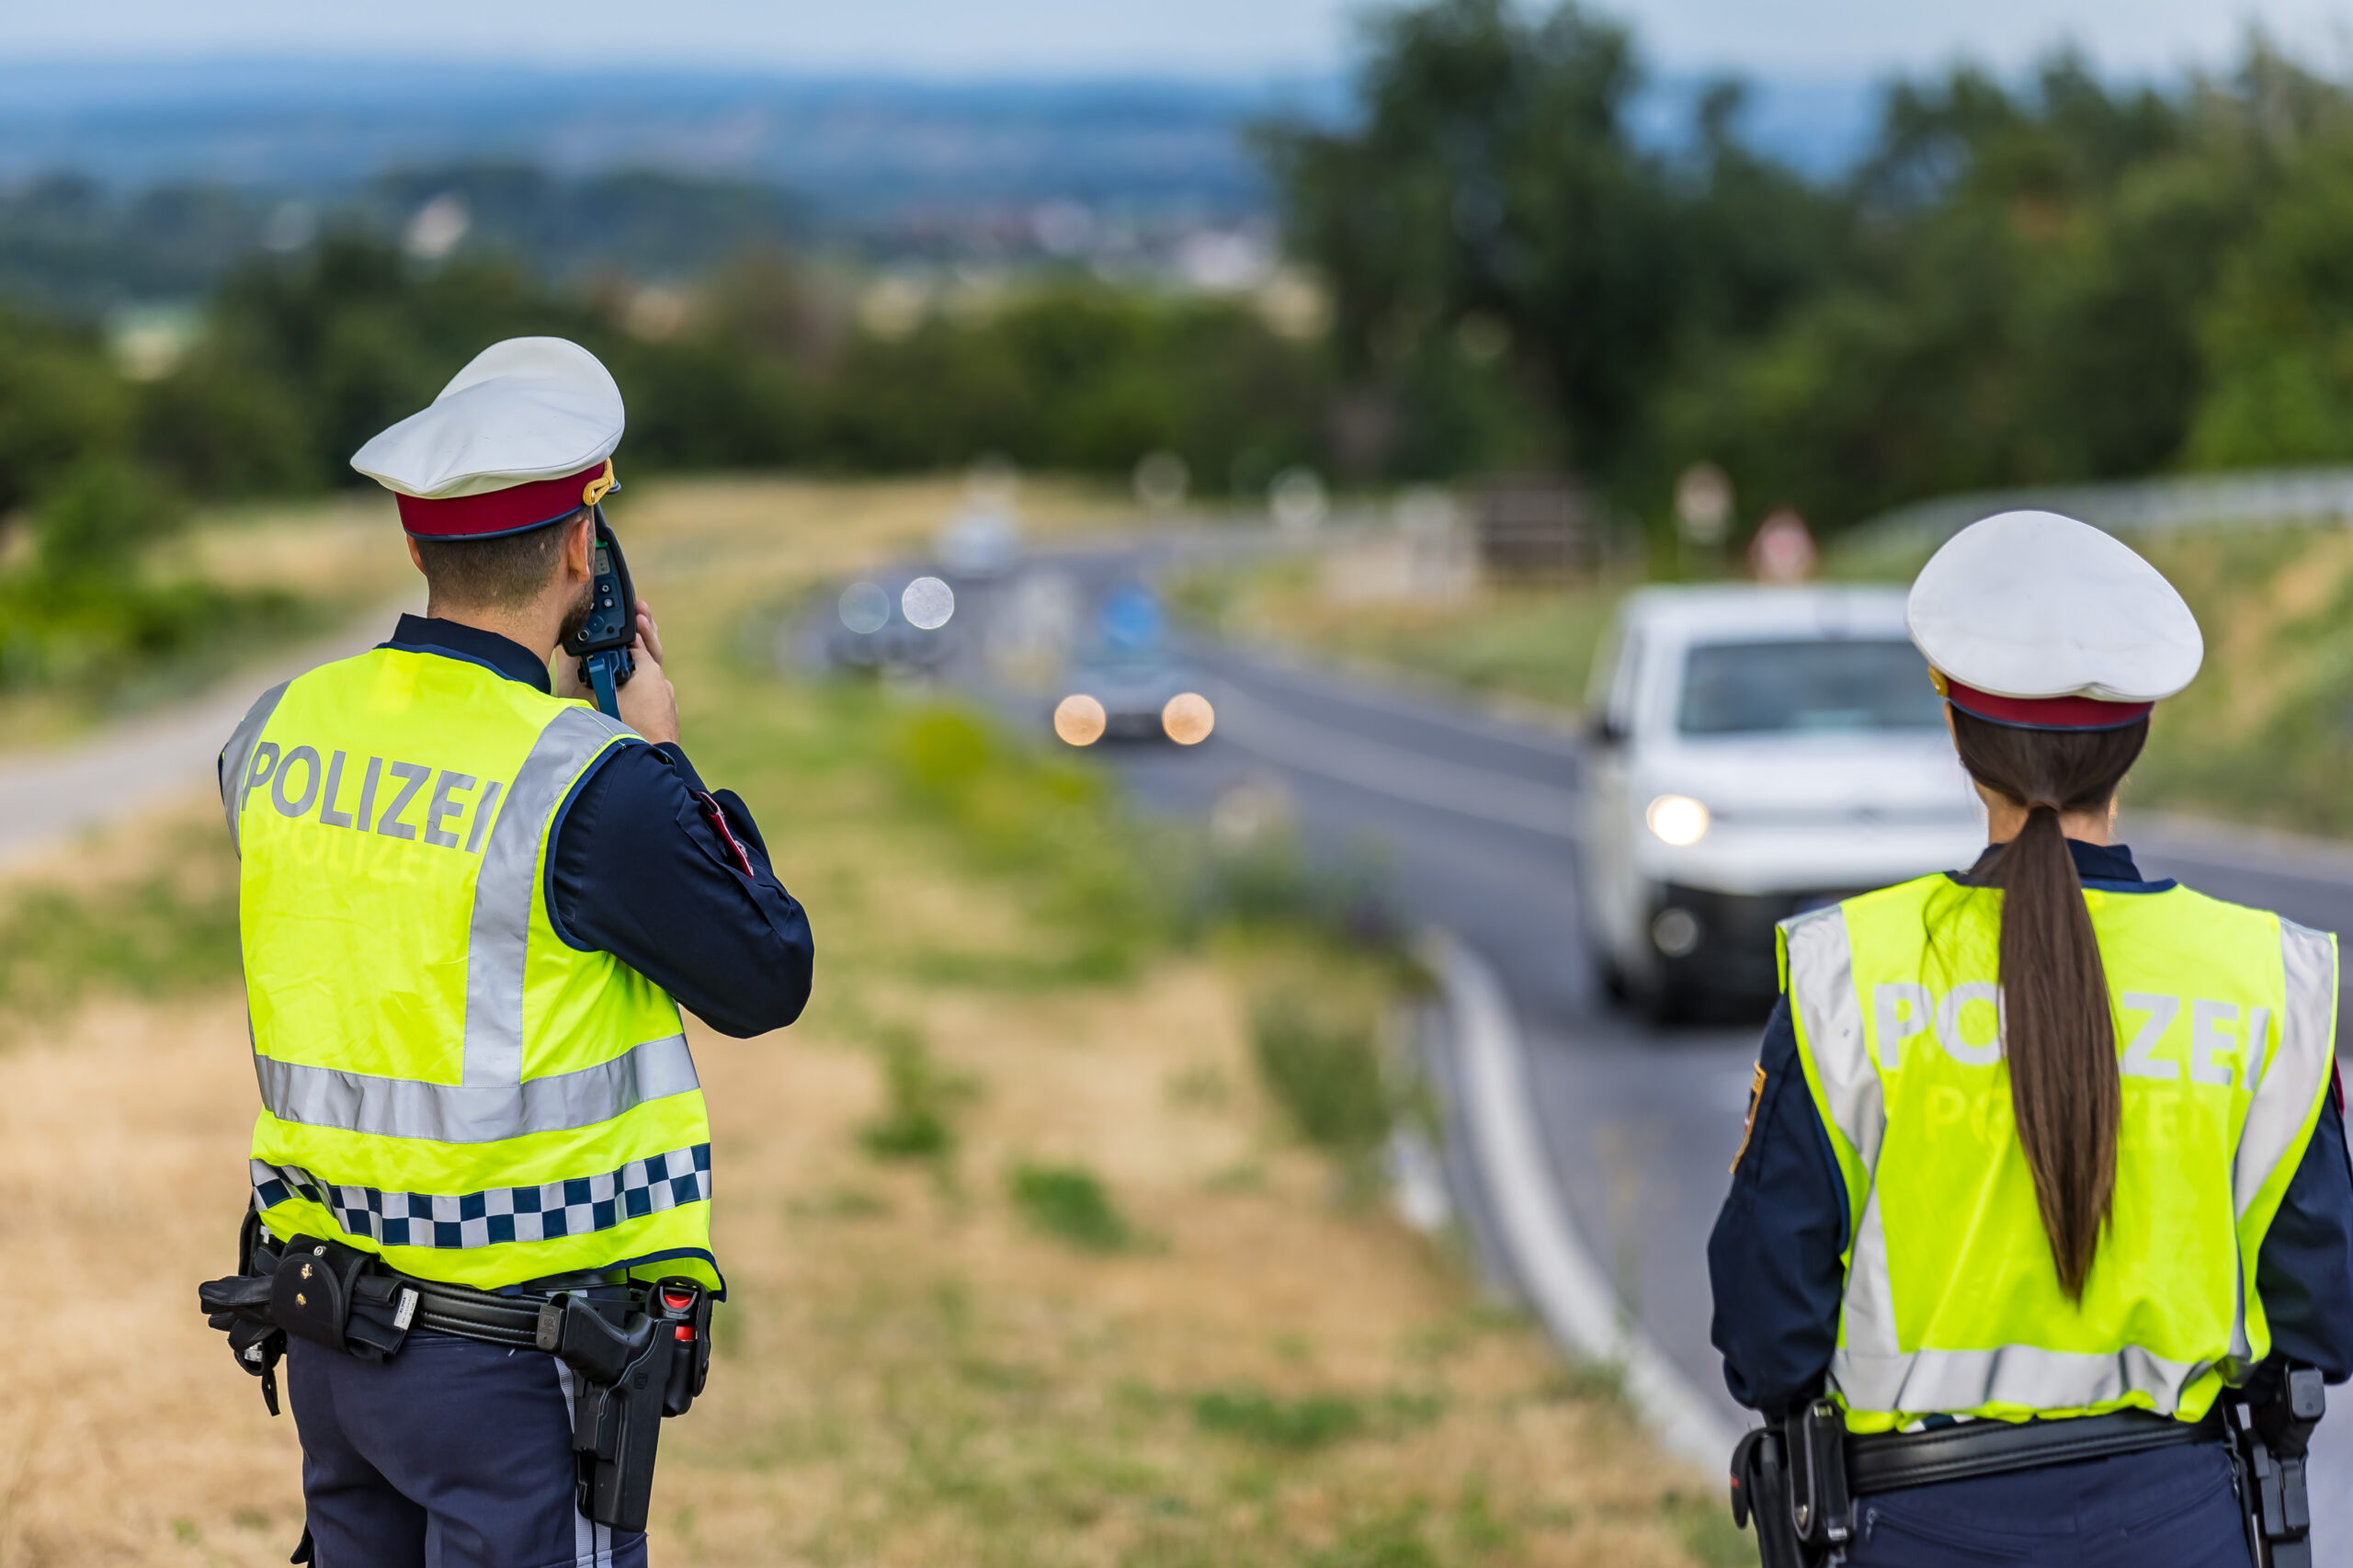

{"left": 1708, "top": 837, "right": 2353, "bottom": 1420}
{"left": 231, "top": 614, "right": 813, "bottom": 1039}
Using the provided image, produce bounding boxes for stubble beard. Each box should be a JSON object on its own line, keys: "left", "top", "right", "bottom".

{"left": 556, "top": 576, "right": 596, "bottom": 649}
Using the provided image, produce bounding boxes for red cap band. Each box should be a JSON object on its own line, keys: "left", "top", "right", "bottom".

{"left": 1945, "top": 679, "right": 2152, "bottom": 732}
{"left": 395, "top": 462, "right": 607, "bottom": 539}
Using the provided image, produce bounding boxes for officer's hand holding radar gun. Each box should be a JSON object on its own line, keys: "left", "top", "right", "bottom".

{"left": 1709, "top": 510, "right": 2353, "bottom": 1568}
{"left": 198, "top": 338, "right": 813, "bottom": 1568}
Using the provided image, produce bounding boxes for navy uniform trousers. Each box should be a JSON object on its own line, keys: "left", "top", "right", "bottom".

{"left": 1845, "top": 1442, "right": 2252, "bottom": 1567}
{"left": 289, "top": 1330, "right": 648, "bottom": 1568}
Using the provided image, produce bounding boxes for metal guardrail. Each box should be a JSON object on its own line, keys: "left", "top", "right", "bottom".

{"left": 1855, "top": 467, "right": 2353, "bottom": 553}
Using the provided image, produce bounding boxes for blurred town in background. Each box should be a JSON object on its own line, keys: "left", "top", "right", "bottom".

{"left": 14, "top": 1, "right": 2353, "bottom": 1564}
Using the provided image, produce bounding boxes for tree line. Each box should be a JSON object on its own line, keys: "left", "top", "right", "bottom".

{"left": 13, "top": 0, "right": 2353, "bottom": 558}
{"left": 1266, "top": 0, "right": 2353, "bottom": 537}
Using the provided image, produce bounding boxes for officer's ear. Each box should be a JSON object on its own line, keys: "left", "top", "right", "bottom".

{"left": 560, "top": 511, "right": 595, "bottom": 583}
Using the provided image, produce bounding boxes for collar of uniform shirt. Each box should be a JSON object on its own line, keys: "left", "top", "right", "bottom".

{"left": 381, "top": 613, "right": 552, "bottom": 694}
{"left": 2069, "top": 838, "right": 2152, "bottom": 888}
{"left": 1957, "top": 837, "right": 2169, "bottom": 892}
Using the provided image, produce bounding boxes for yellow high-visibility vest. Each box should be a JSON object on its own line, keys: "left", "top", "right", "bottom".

{"left": 1781, "top": 872, "right": 2335, "bottom": 1433}
{"left": 221, "top": 646, "right": 720, "bottom": 1293}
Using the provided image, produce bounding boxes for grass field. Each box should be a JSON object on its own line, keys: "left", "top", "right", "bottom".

{"left": 0, "top": 477, "right": 1733, "bottom": 1567}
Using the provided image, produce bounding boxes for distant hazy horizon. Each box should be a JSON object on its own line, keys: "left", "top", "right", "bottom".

{"left": 0, "top": 59, "right": 1881, "bottom": 195}
{"left": 0, "top": 0, "right": 2345, "bottom": 81}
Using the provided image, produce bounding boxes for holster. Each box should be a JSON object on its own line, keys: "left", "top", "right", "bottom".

{"left": 536, "top": 1278, "right": 711, "bottom": 1534}
{"left": 1729, "top": 1400, "right": 1848, "bottom": 1568}
{"left": 2230, "top": 1367, "right": 2325, "bottom": 1568}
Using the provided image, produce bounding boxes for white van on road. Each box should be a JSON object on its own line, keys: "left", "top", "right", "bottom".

{"left": 1581, "top": 585, "right": 1986, "bottom": 1020}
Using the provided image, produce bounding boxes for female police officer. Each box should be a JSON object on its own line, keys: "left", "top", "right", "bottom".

{"left": 1709, "top": 510, "right": 2353, "bottom": 1565}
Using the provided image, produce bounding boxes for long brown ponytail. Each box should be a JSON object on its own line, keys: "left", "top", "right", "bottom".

{"left": 1948, "top": 708, "right": 2148, "bottom": 1301}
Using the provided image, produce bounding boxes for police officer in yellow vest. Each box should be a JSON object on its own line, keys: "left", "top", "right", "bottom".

{"left": 202, "top": 338, "right": 813, "bottom": 1567}
{"left": 1710, "top": 511, "right": 2353, "bottom": 1565}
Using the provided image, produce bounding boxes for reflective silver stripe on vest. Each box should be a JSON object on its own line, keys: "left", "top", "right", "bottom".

{"left": 1831, "top": 1343, "right": 2210, "bottom": 1418}
{"left": 220, "top": 680, "right": 291, "bottom": 855}
{"left": 256, "top": 1031, "right": 700, "bottom": 1145}
{"left": 245, "top": 698, "right": 692, "bottom": 1143}
{"left": 1783, "top": 904, "right": 1883, "bottom": 1169}
{"left": 462, "top": 704, "right": 633, "bottom": 1090}
{"left": 2236, "top": 918, "right": 2338, "bottom": 1221}
{"left": 1781, "top": 904, "right": 1905, "bottom": 1359}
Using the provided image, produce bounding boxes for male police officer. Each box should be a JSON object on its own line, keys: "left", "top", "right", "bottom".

{"left": 210, "top": 337, "right": 812, "bottom": 1566}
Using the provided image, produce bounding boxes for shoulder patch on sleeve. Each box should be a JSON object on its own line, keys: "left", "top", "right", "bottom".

{"left": 1732, "top": 1061, "right": 1768, "bottom": 1176}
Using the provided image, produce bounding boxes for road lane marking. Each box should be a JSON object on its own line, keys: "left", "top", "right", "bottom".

{"left": 1211, "top": 680, "right": 1581, "bottom": 840}
{"left": 1425, "top": 928, "right": 1743, "bottom": 1468}
{"left": 1198, "top": 645, "right": 1584, "bottom": 761}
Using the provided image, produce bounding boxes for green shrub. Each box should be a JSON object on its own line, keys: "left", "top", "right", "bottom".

{"left": 1249, "top": 990, "right": 1392, "bottom": 1156}
{"left": 859, "top": 1028, "right": 962, "bottom": 1162}
{"left": 1310, "top": 1514, "right": 1445, "bottom": 1568}
{"left": 885, "top": 702, "right": 1165, "bottom": 982}
{"left": 33, "top": 457, "right": 183, "bottom": 582}
{"left": 1007, "top": 1161, "right": 1132, "bottom": 1252}
{"left": 1190, "top": 1386, "right": 1366, "bottom": 1450}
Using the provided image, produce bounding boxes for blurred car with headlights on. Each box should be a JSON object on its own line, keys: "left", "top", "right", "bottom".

{"left": 1051, "top": 584, "right": 1215, "bottom": 746}
{"left": 1052, "top": 651, "right": 1215, "bottom": 745}
{"left": 825, "top": 573, "right": 958, "bottom": 674}
{"left": 1581, "top": 585, "right": 1984, "bottom": 1021}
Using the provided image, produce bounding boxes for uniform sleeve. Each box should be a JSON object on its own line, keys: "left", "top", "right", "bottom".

{"left": 1708, "top": 994, "right": 1850, "bottom": 1421}
{"left": 2256, "top": 1074, "right": 2353, "bottom": 1382}
{"left": 547, "top": 740, "right": 813, "bottom": 1039}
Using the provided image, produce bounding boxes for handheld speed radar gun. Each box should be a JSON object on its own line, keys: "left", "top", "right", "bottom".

{"left": 563, "top": 508, "right": 637, "bottom": 719}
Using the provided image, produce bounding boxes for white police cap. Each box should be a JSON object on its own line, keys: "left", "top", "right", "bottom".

{"left": 350, "top": 337, "right": 624, "bottom": 538}
{"left": 1905, "top": 509, "right": 2202, "bottom": 729}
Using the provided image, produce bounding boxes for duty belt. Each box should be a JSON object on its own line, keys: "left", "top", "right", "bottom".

{"left": 400, "top": 1275, "right": 559, "bottom": 1350}
{"left": 1733, "top": 1393, "right": 2319, "bottom": 1568}
{"left": 198, "top": 1211, "right": 717, "bottom": 1537}
{"left": 1847, "top": 1406, "right": 2229, "bottom": 1495}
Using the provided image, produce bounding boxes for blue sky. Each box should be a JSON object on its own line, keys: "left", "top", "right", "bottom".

{"left": 0, "top": 0, "right": 2343, "bottom": 78}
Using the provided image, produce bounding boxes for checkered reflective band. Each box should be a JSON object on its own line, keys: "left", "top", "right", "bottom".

{"left": 249, "top": 1144, "right": 712, "bottom": 1250}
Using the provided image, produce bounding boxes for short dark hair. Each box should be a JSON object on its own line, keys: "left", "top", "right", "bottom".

{"left": 414, "top": 510, "right": 584, "bottom": 610}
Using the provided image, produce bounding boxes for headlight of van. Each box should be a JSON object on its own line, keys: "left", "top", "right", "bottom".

{"left": 1644, "top": 793, "right": 1711, "bottom": 846}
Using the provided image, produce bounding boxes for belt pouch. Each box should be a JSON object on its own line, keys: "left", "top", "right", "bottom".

{"left": 268, "top": 1236, "right": 372, "bottom": 1354}
{"left": 342, "top": 1274, "right": 418, "bottom": 1362}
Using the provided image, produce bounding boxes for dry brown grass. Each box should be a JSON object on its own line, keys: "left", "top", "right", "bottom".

{"left": 0, "top": 476, "right": 1722, "bottom": 1567}
{"left": 672, "top": 960, "right": 1710, "bottom": 1568}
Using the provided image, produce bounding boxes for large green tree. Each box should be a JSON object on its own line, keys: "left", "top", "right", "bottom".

{"left": 1261, "top": 0, "right": 1677, "bottom": 479}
